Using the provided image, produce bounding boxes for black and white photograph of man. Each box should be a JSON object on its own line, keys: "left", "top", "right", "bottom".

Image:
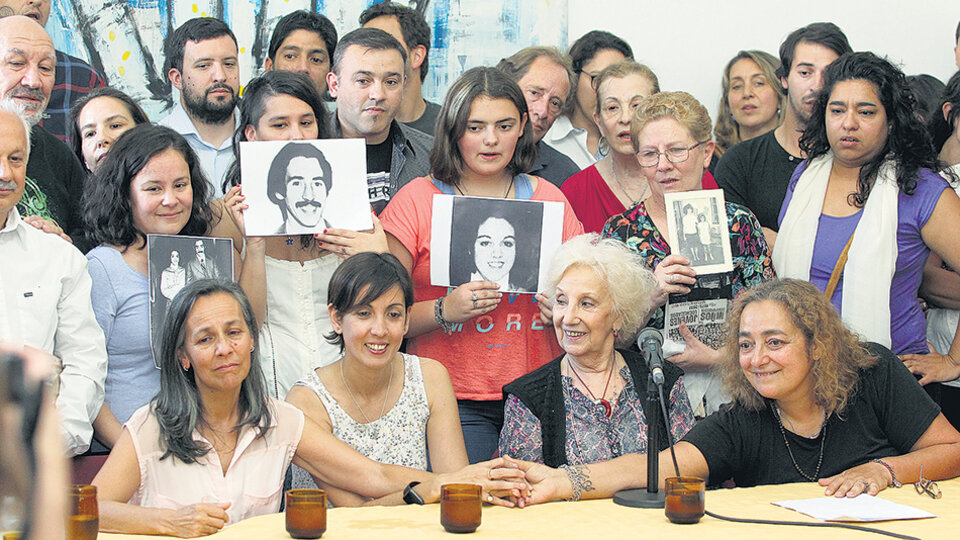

{"left": 266, "top": 142, "right": 333, "bottom": 234}
{"left": 239, "top": 139, "right": 371, "bottom": 235}
{"left": 430, "top": 195, "right": 564, "bottom": 294}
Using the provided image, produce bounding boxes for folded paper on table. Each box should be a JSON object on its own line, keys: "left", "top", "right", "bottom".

{"left": 773, "top": 494, "right": 936, "bottom": 522}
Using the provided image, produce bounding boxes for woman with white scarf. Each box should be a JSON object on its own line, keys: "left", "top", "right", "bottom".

{"left": 774, "top": 53, "right": 960, "bottom": 369}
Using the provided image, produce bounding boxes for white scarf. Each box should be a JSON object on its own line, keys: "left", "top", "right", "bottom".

{"left": 772, "top": 152, "right": 898, "bottom": 348}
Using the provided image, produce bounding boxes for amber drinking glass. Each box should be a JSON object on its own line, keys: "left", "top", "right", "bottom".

{"left": 67, "top": 485, "right": 98, "bottom": 540}
{"left": 440, "top": 484, "right": 481, "bottom": 534}
{"left": 664, "top": 476, "right": 705, "bottom": 524}
{"left": 285, "top": 489, "right": 326, "bottom": 539}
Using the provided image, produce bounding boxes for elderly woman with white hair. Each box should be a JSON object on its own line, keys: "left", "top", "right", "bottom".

{"left": 498, "top": 234, "right": 694, "bottom": 468}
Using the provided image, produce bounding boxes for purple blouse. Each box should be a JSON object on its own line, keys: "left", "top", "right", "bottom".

{"left": 779, "top": 163, "right": 947, "bottom": 354}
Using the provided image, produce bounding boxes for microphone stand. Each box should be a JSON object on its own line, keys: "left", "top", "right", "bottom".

{"left": 613, "top": 371, "right": 665, "bottom": 508}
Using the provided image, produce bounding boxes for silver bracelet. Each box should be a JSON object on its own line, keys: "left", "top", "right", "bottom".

{"left": 434, "top": 297, "right": 453, "bottom": 334}
{"left": 559, "top": 464, "right": 582, "bottom": 501}
{"left": 870, "top": 458, "right": 902, "bottom": 488}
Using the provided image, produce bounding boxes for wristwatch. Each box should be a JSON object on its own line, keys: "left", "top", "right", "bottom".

{"left": 403, "top": 481, "right": 424, "bottom": 505}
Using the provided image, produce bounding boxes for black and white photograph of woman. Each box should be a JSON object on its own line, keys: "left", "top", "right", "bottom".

{"left": 449, "top": 197, "right": 543, "bottom": 293}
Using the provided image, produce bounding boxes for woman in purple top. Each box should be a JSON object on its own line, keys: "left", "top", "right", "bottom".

{"left": 774, "top": 52, "right": 960, "bottom": 363}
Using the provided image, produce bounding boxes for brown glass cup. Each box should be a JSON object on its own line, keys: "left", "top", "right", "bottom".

{"left": 664, "top": 476, "right": 705, "bottom": 524}
{"left": 440, "top": 484, "right": 482, "bottom": 534}
{"left": 67, "top": 484, "right": 99, "bottom": 540}
{"left": 285, "top": 489, "right": 326, "bottom": 539}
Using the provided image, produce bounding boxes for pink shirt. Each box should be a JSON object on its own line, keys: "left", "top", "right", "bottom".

{"left": 381, "top": 176, "right": 584, "bottom": 401}
{"left": 126, "top": 398, "right": 303, "bottom": 524}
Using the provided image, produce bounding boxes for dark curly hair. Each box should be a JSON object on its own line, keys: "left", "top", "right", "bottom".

{"left": 82, "top": 124, "right": 212, "bottom": 250}
{"left": 799, "top": 52, "right": 941, "bottom": 207}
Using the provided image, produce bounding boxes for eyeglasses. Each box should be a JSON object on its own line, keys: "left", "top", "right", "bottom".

{"left": 637, "top": 141, "right": 710, "bottom": 167}
{"left": 914, "top": 465, "right": 941, "bottom": 499}
{"left": 581, "top": 70, "right": 602, "bottom": 88}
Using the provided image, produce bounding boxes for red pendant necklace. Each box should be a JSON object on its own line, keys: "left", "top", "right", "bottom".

{"left": 567, "top": 354, "right": 616, "bottom": 418}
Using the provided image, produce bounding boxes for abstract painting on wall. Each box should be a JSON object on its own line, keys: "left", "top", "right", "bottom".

{"left": 48, "top": 0, "right": 568, "bottom": 118}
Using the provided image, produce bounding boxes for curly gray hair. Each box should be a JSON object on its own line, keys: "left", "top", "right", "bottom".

{"left": 544, "top": 233, "right": 657, "bottom": 346}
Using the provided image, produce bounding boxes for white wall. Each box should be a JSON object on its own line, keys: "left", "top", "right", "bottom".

{"left": 568, "top": 0, "right": 960, "bottom": 124}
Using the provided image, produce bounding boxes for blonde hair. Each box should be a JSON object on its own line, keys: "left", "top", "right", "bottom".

{"left": 545, "top": 233, "right": 657, "bottom": 347}
{"left": 713, "top": 50, "right": 784, "bottom": 157}
{"left": 720, "top": 279, "right": 877, "bottom": 413}
{"left": 630, "top": 91, "right": 712, "bottom": 153}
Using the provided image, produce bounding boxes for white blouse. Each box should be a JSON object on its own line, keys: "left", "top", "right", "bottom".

{"left": 126, "top": 398, "right": 304, "bottom": 524}
{"left": 258, "top": 254, "right": 342, "bottom": 398}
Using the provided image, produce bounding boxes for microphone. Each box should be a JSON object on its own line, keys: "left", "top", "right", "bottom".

{"left": 637, "top": 327, "right": 665, "bottom": 386}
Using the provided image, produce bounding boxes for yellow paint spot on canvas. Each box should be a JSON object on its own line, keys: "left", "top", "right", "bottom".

{"left": 239, "top": 85, "right": 244, "bottom": 97}
{"left": 109, "top": 31, "right": 116, "bottom": 41}
{"left": 118, "top": 66, "right": 125, "bottom": 76}
{"left": 192, "top": 4, "right": 198, "bottom": 13}
{"left": 122, "top": 51, "right": 131, "bottom": 61}
{"left": 201, "top": 11, "right": 206, "bottom": 17}
{"left": 240, "top": 47, "right": 246, "bottom": 53}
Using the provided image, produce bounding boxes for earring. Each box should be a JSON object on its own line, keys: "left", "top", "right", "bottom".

{"left": 182, "top": 364, "right": 189, "bottom": 372}
{"left": 613, "top": 328, "right": 620, "bottom": 339}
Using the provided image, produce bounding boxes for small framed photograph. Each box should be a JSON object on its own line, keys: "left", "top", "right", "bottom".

{"left": 664, "top": 189, "right": 733, "bottom": 274}
{"left": 239, "top": 139, "right": 373, "bottom": 236}
{"left": 429, "top": 195, "right": 564, "bottom": 294}
{"left": 147, "top": 234, "right": 234, "bottom": 367}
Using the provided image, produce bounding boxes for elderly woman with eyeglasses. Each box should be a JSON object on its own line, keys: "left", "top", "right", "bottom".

{"left": 602, "top": 91, "right": 773, "bottom": 416}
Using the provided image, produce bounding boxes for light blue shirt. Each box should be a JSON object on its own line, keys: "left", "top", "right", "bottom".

{"left": 158, "top": 102, "right": 239, "bottom": 196}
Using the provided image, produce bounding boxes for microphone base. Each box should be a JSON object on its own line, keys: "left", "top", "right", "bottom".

{"left": 612, "top": 488, "right": 665, "bottom": 508}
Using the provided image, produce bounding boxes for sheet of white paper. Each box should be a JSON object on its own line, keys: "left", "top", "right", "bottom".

{"left": 773, "top": 494, "right": 935, "bottom": 522}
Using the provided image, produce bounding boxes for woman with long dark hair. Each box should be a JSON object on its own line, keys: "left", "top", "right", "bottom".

{"left": 380, "top": 67, "right": 583, "bottom": 462}
{"left": 774, "top": 52, "right": 960, "bottom": 363}
{"left": 69, "top": 87, "right": 150, "bottom": 172}
{"left": 92, "top": 281, "right": 525, "bottom": 535}
{"left": 82, "top": 124, "right": 213, "bottom": 449}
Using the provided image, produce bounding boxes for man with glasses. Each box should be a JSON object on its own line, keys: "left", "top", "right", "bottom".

{"left": 497, "top": 47, "right": 579, "bottom": 187}
{"left": 715, "top": 23, "right": 851, "bottom": 245}
{"left": 543, "top": 30, "right": 633, "bottom": 169}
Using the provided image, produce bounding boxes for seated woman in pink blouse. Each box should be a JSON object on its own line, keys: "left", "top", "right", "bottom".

{"left": 499, "top": 234, "right": 694, "bottom": 466}
{"left": 92, "top": 280, "right": 526, "bottom": 537}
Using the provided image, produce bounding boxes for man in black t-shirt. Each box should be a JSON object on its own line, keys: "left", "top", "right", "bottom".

{"left": 716, "top": 23, "right": 851, "bottom": 244}
{"left": 327, "top": 28, "right": 431, "bottom": 215}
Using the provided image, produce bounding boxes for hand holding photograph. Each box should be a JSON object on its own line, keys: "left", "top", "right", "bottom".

{"left": 430, "top": 195, "right": 564, "bottom": 294}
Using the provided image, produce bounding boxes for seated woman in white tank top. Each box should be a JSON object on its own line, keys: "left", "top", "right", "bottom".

{"left": 286, "top": 252, "right": 469, "bottom": 506}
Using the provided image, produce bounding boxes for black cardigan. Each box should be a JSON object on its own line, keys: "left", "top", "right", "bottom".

{"left": 502, "top": 348, "right": 683, "bottom": 467}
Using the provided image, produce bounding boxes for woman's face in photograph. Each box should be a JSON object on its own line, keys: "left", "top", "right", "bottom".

{"left": 170, "top": 250, "right": 180, "bottom": 267}
{"left": 473, "top": 217, "right": 516, "bottom": 283}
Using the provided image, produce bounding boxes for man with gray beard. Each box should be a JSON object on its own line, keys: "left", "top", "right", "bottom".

{"left": 0, "top": 15, "right": 89, "bottom": 250}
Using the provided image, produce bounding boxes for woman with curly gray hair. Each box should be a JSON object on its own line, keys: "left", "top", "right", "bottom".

{"left": 499, "top": 233, "right": 694, "bottom": 468}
